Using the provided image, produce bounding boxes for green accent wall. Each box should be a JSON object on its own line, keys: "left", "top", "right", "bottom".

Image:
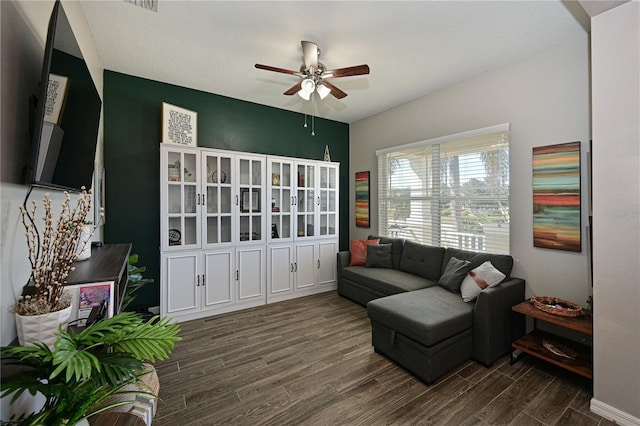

{"left": 103, "top": 71, "right": 349, "bottom": 308}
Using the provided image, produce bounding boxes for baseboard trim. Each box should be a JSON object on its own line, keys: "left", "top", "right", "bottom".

{"left": 591, "top": 398, "right": 640, "bottom": 426}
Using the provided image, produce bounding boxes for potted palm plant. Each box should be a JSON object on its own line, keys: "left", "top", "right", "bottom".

{"left": 1, "top": 311, "right": 181, "bottom": 425}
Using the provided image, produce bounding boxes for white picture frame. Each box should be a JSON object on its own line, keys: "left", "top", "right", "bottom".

{"left": 94, "top": 163, "right": 105, "bottom": 225}
{"left": 44, "top": 73, "right": 69, "bottom": 125}
{"left": 161, "top": 102, "right": 197, "bottom": 147}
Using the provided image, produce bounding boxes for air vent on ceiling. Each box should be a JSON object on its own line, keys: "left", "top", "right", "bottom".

{"left": 124, "top": 0, "right": 158, "bottom": 12}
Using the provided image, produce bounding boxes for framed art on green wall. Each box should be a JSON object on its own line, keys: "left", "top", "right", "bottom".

{"left": 355, "top": 171, "right": 370, "bottom": 228}
{"left": 161, "top": 102, "right": 197, "bottom": 147}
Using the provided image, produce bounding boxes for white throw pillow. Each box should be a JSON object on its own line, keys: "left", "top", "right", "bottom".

{"left": 460, "top": 261, "right": 506, "bottom": 302}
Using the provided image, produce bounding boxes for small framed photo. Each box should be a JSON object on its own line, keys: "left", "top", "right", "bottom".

{"left": 241, "top": 189, "right": 249, "bottom": 213}
{"left": 161, "top": 102, "right": 197, "bottom": 147}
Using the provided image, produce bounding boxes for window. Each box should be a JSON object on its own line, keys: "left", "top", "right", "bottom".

{"left": 376, "top": 124, "right": 510, "bottom": 254}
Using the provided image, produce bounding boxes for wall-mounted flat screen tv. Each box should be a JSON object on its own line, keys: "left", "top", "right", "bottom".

{"left": 23, "top": 0, "right": 101, "bottom": 192}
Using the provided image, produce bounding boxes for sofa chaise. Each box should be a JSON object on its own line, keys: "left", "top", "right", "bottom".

{"left": 337, "top": 235, "right": 525, "bottom": 384}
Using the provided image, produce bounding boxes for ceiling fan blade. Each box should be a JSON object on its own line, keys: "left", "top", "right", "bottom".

{"left": 255, "top": 64, "right": 303, "bottom": 76}
{"left": 283, "top": 81, "right": 303, "bottom": 96}
{"left": 320, "top": 80, "right": 347, "bottom": 99}
{"left": 301, "top": 41, "right": 319, "bottom": 71}
{"left": 323, "top": 64, "right": 370, "bottom": 79}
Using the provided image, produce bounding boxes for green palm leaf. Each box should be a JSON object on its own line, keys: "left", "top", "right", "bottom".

{"left": 111, "top": 316, "right": 181, "bottom": 362}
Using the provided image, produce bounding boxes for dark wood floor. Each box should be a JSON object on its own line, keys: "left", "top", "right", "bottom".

{"left": 153, "top": 292, "right": 612, "bottom": 426}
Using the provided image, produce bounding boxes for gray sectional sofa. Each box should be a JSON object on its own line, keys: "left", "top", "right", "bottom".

{"left": 337, "top": 235, "right": 525, "bottom": 384}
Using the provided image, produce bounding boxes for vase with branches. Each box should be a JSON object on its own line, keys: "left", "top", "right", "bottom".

{"left": 12, "top": 189, "right": 99, "bottom": 317}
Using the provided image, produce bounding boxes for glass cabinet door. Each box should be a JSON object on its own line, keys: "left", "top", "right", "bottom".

{"left": 296, "top": 162, "right": 316, "bottom": 239}
{"left": 238, "top": 156, "right": 264, "bottom": 243}
{"left": 319, "top": 164, "right": 338, "bottom": 237}
{"left": 268, "top": 159, "right": 293, "bottom": 242}
{"left": 163, "top": 148, "right": 200, "bottom": 250}
{"left": 202, "top": 151, "right": 233, "bottom": 248}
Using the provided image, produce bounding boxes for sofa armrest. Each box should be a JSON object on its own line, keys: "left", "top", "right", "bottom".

{"left": 472, "top": 278, "right": 525, "bottom": 365}
{"left": 337, "top": 251, "right": 350, "bottom": 291}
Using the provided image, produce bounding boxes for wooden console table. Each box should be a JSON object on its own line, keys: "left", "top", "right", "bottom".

{"left": 66, "top": 243, "right": 131, "bottom": 316}
{"left": 511, "top": 299, "right": 593, "bottom": 379}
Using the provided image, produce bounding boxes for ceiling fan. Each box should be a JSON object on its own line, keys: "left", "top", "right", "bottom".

{"left": 255, "top": 41, "right": 370, "bottom": 100}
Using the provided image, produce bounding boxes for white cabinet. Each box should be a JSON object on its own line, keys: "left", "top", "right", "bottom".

{"left": 266, "top": 158, "right": 339, "bottom": 302}
{"left": 268, "top": 157, "right": 294, "bottom": 243}
{"left": 201, "top": 151, "right": 234, "bottom": 248}
{"left": 318, "top": 163, "right": 339, "bottom": 239}
{"left": 160, "top": 147, "right": 201, "bottom": 251}
{"left": 318, "top": 240, "right": 338, "bottom": 287}
{"left": 162, "top": 146, "right": 338, "bottom": 321}
{"left": 160, "top": 250, "right": 235, "bottom": 320}
{"left": 267, "top": 239, "right": 339, "bottom": 303}
{"left": 237, "top": 245, "right": 266, "bottom": 303}
{"left": 161, "top": 146, "right": 266, "bottom": 251}
{"left": 294, "top": 242, "right": 317, "bottom": 291}
{"left": 161, "top": 251, "right": 200, "bottom": 318}
{"left": 267, "top": 244, "right": 294, "bottom": 299}
{"left": 161, "top": 248, "right": 264, "bottom": 321}
{"left": 267, "top": 157, "right": 339, "bottom": 243}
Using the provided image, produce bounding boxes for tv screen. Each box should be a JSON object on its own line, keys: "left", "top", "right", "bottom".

{"left": 24, "top": 0, "right": 101, "bottom": 192}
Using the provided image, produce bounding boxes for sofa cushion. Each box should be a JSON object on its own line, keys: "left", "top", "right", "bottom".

{"left": 398, "top": 240, "right": 445, "bottom": 280}
{"left": 368, "top": 235, "right": 404, "bottom": 269}
{"left": 349, "top": 239, "right": 380, "bottom": 266}
{"left": 342, "top": 266, "right": 436, "bottom": 295}
{"left": 366, "top": 243, "right": 393, "bottom": 269}
{"left": 438, "top": 256, "right": 471, "bottom": 292}
{"left": 442, "top": 248, "right": 513, "bottom": 278}
{"left": 460, "top": 261, "right": 506, "bottom": 302}
{"left": 367, "top": 286, "right": 473, "bottom": 347}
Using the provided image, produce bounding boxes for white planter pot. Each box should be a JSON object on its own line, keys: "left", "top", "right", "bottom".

{"left": 15, "top": 304, "right": 72, "bottom": 349}
{"left": 77, "top": 225, "right": 92, "bottom": 260}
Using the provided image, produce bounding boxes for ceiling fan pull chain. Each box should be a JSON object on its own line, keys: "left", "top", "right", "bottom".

{"left": 311, "top": 114, "right": 315, "bottom": 136}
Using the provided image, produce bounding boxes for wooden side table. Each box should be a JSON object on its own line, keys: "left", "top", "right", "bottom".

{"left": 511, "top": 299, "right": 593, "bottom": 379}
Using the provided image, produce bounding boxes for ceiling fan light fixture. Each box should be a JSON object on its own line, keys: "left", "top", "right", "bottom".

{"left": 316, "top": 83, "right": 331, "bottom": 100}
{"left": 298, "top": 78, "right": 315, "bottom": 100}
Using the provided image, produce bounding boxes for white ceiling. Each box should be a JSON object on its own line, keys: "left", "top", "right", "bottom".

{"left": 80, "top": 1, "right": 588, "bottom": 124}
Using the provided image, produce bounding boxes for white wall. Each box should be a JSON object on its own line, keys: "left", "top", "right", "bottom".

{"left": 0, "top": 0, "right": 103, "bottom": 345}
{"left": 350, "top": 35, "right": 591, "bottom": 305}
{"left": 1, "top": 1, "right": 103, "bottom": 420}
{"left": 591, "top": 2, "right": 640, "bottom": 423}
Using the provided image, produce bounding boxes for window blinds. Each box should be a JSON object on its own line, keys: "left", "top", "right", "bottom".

{"left": 377, "top": 124, "right": 510, "bottom": 254}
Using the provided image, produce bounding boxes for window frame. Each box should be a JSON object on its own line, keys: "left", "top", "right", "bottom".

{"left": 376, "top": 123, "right": 510, "bottom": 254}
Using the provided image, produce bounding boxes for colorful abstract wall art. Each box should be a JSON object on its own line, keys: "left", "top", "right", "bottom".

{"left": 355, "top": 171, "right": 370, "bottom": 228}
{"left": 532, "top": 141, "right": 581, "bottom": 252}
